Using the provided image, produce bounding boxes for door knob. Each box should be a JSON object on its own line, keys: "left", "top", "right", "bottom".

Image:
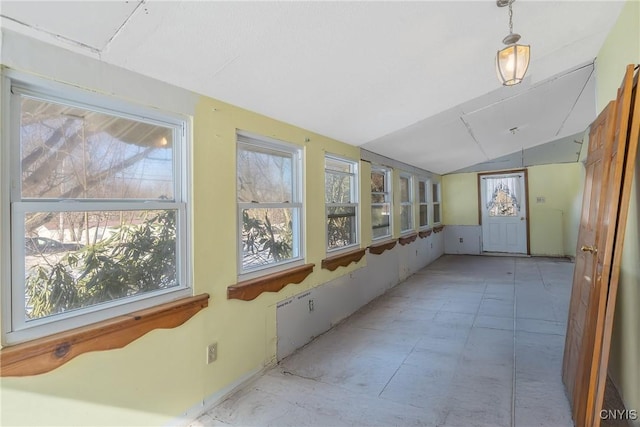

{"left": 581, "top": 245, "right": 598, "bottom": 254}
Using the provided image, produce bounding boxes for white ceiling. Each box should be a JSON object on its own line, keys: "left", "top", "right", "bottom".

{"left": 0, "top": 1, "right": 626, "bottom": 174}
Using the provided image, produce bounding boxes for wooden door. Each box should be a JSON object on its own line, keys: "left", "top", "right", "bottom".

{"left": 562, "top": 64, "right": 638, "bottom": 427}
{"left": 562, "top": 100, "right": 615, "bottom": 417}
{"left": 591, "top": 68, "right": 640, "bottom": 427}
{"left": 479, "top": 171, "right": 528, "bottom": 254}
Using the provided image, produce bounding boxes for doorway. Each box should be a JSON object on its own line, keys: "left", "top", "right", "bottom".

{"left": 479, "top": 171, "right": 529, "bottom": 254}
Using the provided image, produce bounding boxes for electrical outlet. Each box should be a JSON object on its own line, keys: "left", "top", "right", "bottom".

{"left": 459, "top": 237, "right": 464, "bottom": 243}
{"left": 308, "top": 299, "right": 314, "bottom": 312}
{"left": 206, "top": 342, "right": 217, "bottom": 364}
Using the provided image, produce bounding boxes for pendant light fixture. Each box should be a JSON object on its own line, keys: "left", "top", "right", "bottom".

{"left": 496, "top": 0, "right": 530, "bottom": 86}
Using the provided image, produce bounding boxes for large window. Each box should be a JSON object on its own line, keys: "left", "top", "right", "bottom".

{"left": 4, "top": 75, "right": 190, "bottom": 344}
{"left": 237, "top": 133, "right": 303, "bottom": 275}
{"left": 371, "top": 166, "right": 392, "bottom": 240}
{"left": 400, "top": 174, "right": 414, "bottom": 233}
{"left": 325, "top": 156, "right": 359, "bottom": 252}
{"left": 433, "top": 182, "right": 442, "bottom": 224}
{"left": 418, "top": 178, "right": 429, "bottom": 228}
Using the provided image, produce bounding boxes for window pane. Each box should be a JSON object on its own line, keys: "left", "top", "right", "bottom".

{"left": 372, "top": 205, "right": 390, "bottom": 238}
{"left": 327, "top": 206, "right": 357, "bottom": 250}
{"left": 434, "top": 205, "right": 441, "bottom": 223}
{"left": 487, "top": 183, "right": 519, "bottom": 217}
{"left": 419, "top": 181, "right": 426, "bottom": 203}
{"left": 241, "top": 208, "right": 297, "bottom": 270}
{"left": 237, "top": 148, "right": 293, "bottom": 203}
{"left": 24, "top": 209, "right": 178, "bottom": 321}
{"left": 400, "top": 177, "right": 410, "bottom": 202}
{"left": 401, "top": 205, "right": 412, "bottom": 230}
{"left": 326, "top": 157, "right": 352, "bottom": 173}
{"left": 419, "top": 205, "right": 428, "bottom": 226}
{"left": 325, "top": 172, "right": 353, "bottom": 203}
{"left": 433, "top": 183, "right": 440, "bottom": 203}
{"left": 20, "top": 97, "right": 175, "bottom": 200}
{"left": 371, "top": 172, "right": 386, "bottom": 193}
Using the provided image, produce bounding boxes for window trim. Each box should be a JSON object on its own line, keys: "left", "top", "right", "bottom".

{"left": 371, "top": 165, "right": 392, "bottom": 241}
{"left": 236, "top": 131, "right": 305, "bottom": 279}
{"left": 432, "top": 181, "right": 442, "bottom": 225}
{"left": 418, "top": 177, "right": 430, "bottom": 229}
{"left": 324, "top": 154, "right": 359, "bottom": 254}
{"left": 2, "top": 70, "right": 192, "bottom": 346}
{"left": 399, "top": 173, "right": 414, "bottom": 234}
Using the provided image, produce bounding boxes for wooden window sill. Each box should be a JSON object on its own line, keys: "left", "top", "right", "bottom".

{"left": 368, "top": 240, "right": 397, "bottom": 255}
{"left": 0, "top": 294, "right": 209, "bottom": 377}
{"left": 398, "top": 233, "right": 418, "bottom": 245}
{"left": 321, "top": 248, "right": 366, "bottom": 271}
{"left": 433, "top": 225, "right": 445, "bottom": 233}
{"left": 228, "top": 263, "right": 315, "bottom": 301}
{"left": 419, "top": 229, "right": 433, "bottom": 238}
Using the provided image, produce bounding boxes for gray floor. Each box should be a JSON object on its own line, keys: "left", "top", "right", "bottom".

{"left": 193, "top": 255, "right": 575, "bottom": 427}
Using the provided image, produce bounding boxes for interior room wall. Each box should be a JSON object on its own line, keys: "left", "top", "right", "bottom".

{"left": 527, "top": 163, "right": 583, "bottom": 258}
{"left": 0, "top": 30, "right": 444, "bottom": 426}
{"left": 594, "top": 0, "right": 640, "bottom": 422}
{"left": 442, "top": 164, "right": 582, "bottom": 257}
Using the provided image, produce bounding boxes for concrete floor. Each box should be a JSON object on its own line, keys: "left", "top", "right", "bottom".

{"left": 193, "top": 255, "right": 575, "bottom": 427}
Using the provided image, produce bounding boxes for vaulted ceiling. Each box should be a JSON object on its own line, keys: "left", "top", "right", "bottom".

{"left": 0, "top": 1, "right": 626, "bottom": 174}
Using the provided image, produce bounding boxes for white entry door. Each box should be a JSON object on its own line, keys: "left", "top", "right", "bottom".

{"left": 480, "top": 172, "right": 528, "bottom": 254}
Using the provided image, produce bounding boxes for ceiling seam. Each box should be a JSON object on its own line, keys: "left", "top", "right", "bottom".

{"left": 461, "top": 62, "right": 595, "bottom": 117}
{"left": 459, "top": 116, "right": 490, "bottom": 161}
{"left": 0, "top": 14, "right": 101, "bottom": 54}
{"left": 554, "top": 61, "right": 595, "bottom": 137}
{"left": 101, "top": 0, "right": 147, "bottom": 55}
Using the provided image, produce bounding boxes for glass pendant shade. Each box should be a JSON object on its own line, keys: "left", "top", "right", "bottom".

{"left": 496, "top": 44, "right": 530, "bottom": 86}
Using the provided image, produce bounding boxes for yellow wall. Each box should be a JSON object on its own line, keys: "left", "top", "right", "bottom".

{"left": 528, "top": 163, "right": 583, "bottom": 257}
{"left": 0, "top": 28, "right": 443, "bottom": 426}
{"left": 442, "top": 164, "right": 582, "bottom": 257}
{"left": 442, "top": 173, "right": 478, "bottom": 226}
{"left": 0, "top": 33, "right": 373, "bottom": 426}
{"left": 595, "top": 0, "right": 640, "bottom": 421}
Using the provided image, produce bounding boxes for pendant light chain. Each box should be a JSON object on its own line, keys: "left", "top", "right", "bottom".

{"left": 508, "top": 1, "right": 514, "bottom": 35}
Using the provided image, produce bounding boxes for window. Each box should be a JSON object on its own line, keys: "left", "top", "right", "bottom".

{"left": 433, "top": 182, "right": 442, "bottom": 224}
{"left": 237, "top": 133, "right": 303, "bottom": 275}
{"left": 371, "top": 166, "right": 392, "bottom": 240}
{"left": 325, "top": 156, "right": 359, "bottom": 252}
{"left": 418, "top": 179, "right": 429, "bottom": 228}
{"left": 4, "top": 75, "right": 190, "bottom": 344}
{"left": 400, "top": 174, "right": 414, "bottom": 233}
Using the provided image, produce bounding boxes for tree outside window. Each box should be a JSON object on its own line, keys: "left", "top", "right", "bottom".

{"left": 237, "top": 134, "right": 303, "bottom": 274}
{"left": 325, "top": 156, "right": 358, "bottom": 251}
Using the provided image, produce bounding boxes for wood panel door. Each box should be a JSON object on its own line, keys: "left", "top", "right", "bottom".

{"left": 562, "top": 100, "right": 616, "bottom": 419}
{"left": 591, "top": 67, "right": 640, "bottom": 427}
{"left": 562, "top": 64, "right": 638, "bottom": 427}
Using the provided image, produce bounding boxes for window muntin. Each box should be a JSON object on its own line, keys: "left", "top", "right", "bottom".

{"left": 371, "top": 166, "right": 392, "bottom": 240}
{"left": 237, "top": 134, "right": 303, "bottom": 274}
{"left": 400, "top": 174, "right": 413, "bottom": 232}
{"left": 5, "top": 79, "right": 190, "bottom": 344}
{"left": 418, "top": 179, "right": 429, "bottom": 227}
{"left": 433, "top": 182, "right": 442, "bottom": 224}
{"left": 325, "top": 156, "right": 358, "bottom": 252}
